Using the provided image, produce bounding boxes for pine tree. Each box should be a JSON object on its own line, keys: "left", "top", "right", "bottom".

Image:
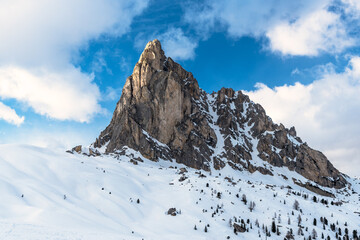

{"left": 298, "top": 227, "right": 303, "bottom": 236}
{"left": 255, "top": 219, "right": 259, "bottom": 228}
{"left": 293, "top": 200, "right": 300, "bottom": 210}
{"left": 324, "top": 217, "right": 328, "bottom": 225}
{"left": 271, "top": 221, "right": 276, "bottom": 233}
{"left": 241, "top": 194, "right": 247, "bottom": 204}
{"left": 249, "top": 201, "right": 256, "bottom": 212}
{"left": 353, "top": 230, "right": 358, "bottom": 239}
{"left": 298, "top": 214, "right": 302, "bottom": 226}
{"left": 312, "top": 229, "right": 317, "bottom": 239}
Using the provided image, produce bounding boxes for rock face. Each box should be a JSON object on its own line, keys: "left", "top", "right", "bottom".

{"left": 93, "top": 39, "right": 347, "bottom": 190}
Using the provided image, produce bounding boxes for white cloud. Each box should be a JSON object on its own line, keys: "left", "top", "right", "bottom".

{"left": 91, "top": 50, "right": 113, "bottom": 75}
{"left": 135, "top": 28, "right": 197, "bottom": 61}
{"left": 184, "top": 0, "right": 357, "bottom": 56}
{"left": 102, "top": 87, "right": 122, "bottom": 102}
{"left": 185, "top": 0, "right": 329, "bottom": 37}
{"left": 0, "top": 66, "right": 102, "bottom": 122}
{"left": 245, "top": 56, "right": 360, "bottom": 176}
{"left": 342, "top": 0, "right": 360, "bottom": 17}
{"left": 159, "top": 28, "right": 198, "bottom": 61}
{"left": 0, "top": 0, "right": 149, "bottom": 123}
{"left": 266, "top": 9, "right": 354, "bottom": 56}
{"left": 0, "top": 0, "right": 148, "bottom": 68}
{"left": 291, "top": 68, "right": 301, "bottom": 75}
{"left": 0, "top": 102, "right": 24, "bottom": 126}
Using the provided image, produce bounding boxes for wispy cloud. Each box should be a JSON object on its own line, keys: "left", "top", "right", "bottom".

{"left": 158, "top": 28, "right": 198, "bottom": 61}
{"left": 0, "top": 102, "right": 24, "bottom": 126}
{"left": 135, "top": 28, "right": 197, "bottom": 61}
{"left": 91, "top": 50, "right": 113, "bottom": 75}
{"left": 102, "top": 87, "right": 122, "bottom": 102}
{"left": 291, "top": 68, "right": 301, "bottom": 75}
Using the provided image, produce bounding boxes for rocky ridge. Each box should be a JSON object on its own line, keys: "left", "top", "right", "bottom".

{"left": 87, "top": 39, "right": 347, "bottom": 193}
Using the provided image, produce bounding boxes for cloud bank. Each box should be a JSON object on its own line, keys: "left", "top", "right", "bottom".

{"left": 184, "top": 0, "right": 358, "bottom": 56}
{"left": 0, "top": 0, "right": 148, "bottom": 124}
{"left": 266, "top": 9, "right": 354, "bottom": 56}
{"left": 0, "top": 66, "right": 102, "bottom": 122}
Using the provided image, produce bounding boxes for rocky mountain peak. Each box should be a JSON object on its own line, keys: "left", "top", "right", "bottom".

{"left": 137, "top": 39, "right": 165, "bottom": 70}
{"left": 91, "top": 39, "right": 347, "bottom": 196}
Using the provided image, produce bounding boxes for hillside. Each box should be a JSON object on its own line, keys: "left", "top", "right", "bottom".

{"left": 0, "top": 144, "right": 359, "bottom": 239}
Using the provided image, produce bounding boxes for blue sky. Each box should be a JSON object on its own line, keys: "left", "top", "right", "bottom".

{"left": 0, "top": 0, "right": 360, "bottom": 175}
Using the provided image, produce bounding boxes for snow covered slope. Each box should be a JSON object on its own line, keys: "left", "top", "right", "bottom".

{"left": 0, "top": 144, "right": 359, "bottom": 239}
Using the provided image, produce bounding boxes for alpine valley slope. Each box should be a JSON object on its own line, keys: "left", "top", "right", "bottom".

{"left": 0, "top": 144, "right": 359, "bottom": 240}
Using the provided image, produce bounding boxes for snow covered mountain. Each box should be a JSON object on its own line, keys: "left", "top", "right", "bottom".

{"left": 1, "top": 40, "right": 359, "bottom": 239}
{"left": 91, "top": 39, "right": 346, "bottom": 195}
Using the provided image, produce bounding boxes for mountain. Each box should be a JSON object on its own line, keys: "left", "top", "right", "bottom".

{"left": 1, "top": 40, "right": 359, "bottom": 239}
{"left": 91, "top": 39, "right": 346, "bottom": 195}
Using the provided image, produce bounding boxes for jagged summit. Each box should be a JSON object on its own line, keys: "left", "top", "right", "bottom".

{"left": 138, "top": 39, "right": 165, "bottom": 69}
{"left": 91, "top": 39, "right": 347, "bottom": 195}
{"left": 94, "top": 39, "right": 203, "bottom": 163}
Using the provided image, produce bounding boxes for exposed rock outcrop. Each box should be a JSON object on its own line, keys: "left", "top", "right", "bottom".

{"left": 93, "top": 39, "right": 347, "bottom": 191}
{"left": 94, "top": 39, "right": 215, "bottom": 171}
